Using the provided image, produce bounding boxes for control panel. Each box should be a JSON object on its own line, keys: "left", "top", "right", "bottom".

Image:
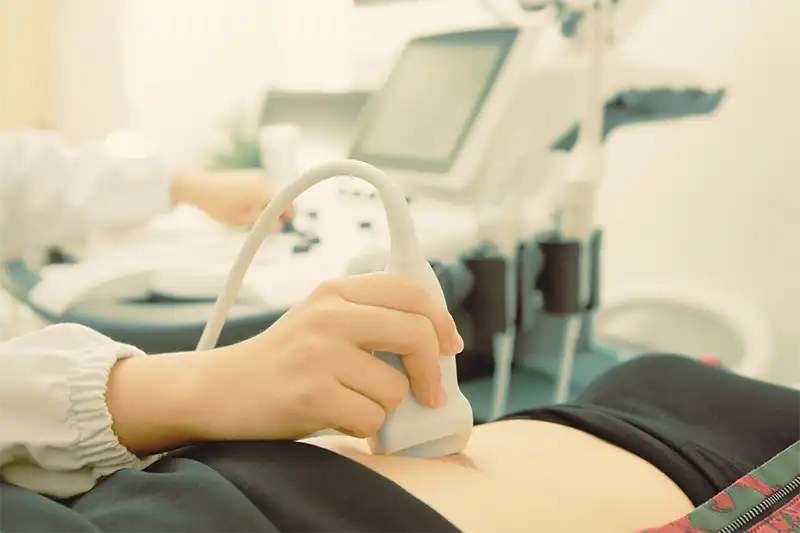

{"left": 29, "top": 178, "right": 488, "bottom": 314}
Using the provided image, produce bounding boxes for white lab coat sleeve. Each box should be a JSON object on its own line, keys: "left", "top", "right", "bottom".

{"left": 0, "top": 131, "right": 174, "bottom": 261}
{"left": 0, "top": 323, "right": 160, "bottom": 498}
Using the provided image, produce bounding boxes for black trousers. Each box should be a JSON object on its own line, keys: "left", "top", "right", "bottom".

{"left": 3, "top": 354, "right": 798, "bottom": 532}
{"left": 501, "top": 353, "right": 800, "bottom": 506}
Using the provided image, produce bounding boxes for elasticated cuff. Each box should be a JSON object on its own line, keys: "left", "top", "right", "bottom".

{"left": 65, "top": 339, "right": 160, "bottom": 477}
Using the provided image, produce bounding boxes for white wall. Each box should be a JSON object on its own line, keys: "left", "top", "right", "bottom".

{"left": 123, "top": 0, "right": 274, "bottom": 165}
{"left": 53, "top": 0, "right": 490, "bottom": 161}
{"left": 598, "top": 0, "right": 800, "bottom": 384}
{"left": 122, "top": 0, "right": 356, "bottom": 166}
{"left": 52, "top": 0, "right": 128, "bottom": 142}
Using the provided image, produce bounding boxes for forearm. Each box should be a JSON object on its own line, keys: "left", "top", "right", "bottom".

{"left": 105, "top": 346, "right": 233, "bottom": 455}
{"left": 169, "top": 170, "right": 203, "bottom": 207}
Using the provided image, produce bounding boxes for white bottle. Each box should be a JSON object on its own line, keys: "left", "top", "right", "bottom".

{"left": 368, "top": 255, "right": 474, "bottom": 458}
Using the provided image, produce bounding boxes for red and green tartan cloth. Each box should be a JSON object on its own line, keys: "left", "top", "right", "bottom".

{"left": 638, "top": 442, "right": 800, "bottom": 533}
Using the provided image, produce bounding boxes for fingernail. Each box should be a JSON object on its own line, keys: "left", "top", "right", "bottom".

{"left": 451, "top": 330, "right": 464, "bottom": 354}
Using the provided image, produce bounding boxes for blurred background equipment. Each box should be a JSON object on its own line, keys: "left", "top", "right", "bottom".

{"left": 1, "top": 0, "right": 797, "bottom": 408}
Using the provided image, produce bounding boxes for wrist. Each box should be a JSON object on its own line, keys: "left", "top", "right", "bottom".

{"left": 106, "top": 348, "right": 228, "bottom": 454}
{"left": 173, "top": 345, "right": 243, "bottom": 442}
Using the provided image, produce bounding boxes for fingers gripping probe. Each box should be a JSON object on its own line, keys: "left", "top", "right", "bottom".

{"left": 197, "top": 159, "right": 474, "bottom": 458}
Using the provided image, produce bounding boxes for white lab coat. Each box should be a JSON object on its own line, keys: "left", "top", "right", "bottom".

{"left": 0, "top": 131, "right": 172, "bottom": 497}
{"left": 0, "top": 131, "right": 173, "bottom": 260}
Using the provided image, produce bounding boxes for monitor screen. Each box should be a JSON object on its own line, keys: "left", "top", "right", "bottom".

{"left": 350, "top": 28, "right": 518, "bottom": 173}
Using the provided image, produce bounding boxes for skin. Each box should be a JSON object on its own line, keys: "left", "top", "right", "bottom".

{"left": 170, "top": 168, "right": 294, "bottom": 229}
{"left": 106, "top": 273, "right": 693, "bottom": 532}
{"left": 304, "top": 422, "right": 694, "bottom": 533}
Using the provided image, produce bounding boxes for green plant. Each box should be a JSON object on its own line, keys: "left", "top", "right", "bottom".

{"left": 208, "top": 115, "right": 262, "bottom": 170}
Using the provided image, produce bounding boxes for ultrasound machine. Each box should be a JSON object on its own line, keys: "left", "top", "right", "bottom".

{"left": 1, "top": 1, "right": 725, "bottom": 419}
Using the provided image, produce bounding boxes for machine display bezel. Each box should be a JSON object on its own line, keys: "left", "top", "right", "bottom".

{"left": 349, "top": 28, "right": 519, "bottom": 174}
